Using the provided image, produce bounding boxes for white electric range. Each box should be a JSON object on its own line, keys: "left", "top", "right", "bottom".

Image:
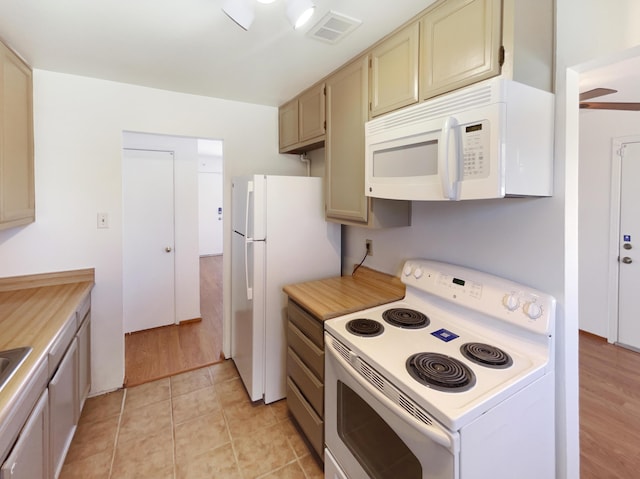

{"left": 324, "top": 259, "right": 556, "bottom": 479}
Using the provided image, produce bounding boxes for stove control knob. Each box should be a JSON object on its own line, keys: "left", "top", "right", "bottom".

{"left": 414, "top": 267, "right": 424, "bottom": 279}
{"left": 502, "top": 294, "right": 520, "bottom": 311}
{"left": 403, "top": 265, "right": 413, "bottom": 277}
{"left": 524, "top": 302, "right": 543, "bottom": 320}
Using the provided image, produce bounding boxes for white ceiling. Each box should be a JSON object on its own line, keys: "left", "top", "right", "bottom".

{"left": 0, "top": 0, "right": 435, "bottom": 107}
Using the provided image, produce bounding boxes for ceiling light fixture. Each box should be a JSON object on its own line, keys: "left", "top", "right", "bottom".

{"left": 222, "top": 0, "right": 316, "bottom": 31}
{"left": 222, "top": 0, "right": 255, "bottom": 30}
{"left": 286, "top": 0, "right": 316, "bottom": 29}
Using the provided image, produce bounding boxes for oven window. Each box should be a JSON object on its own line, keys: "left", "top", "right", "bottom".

{"left": 337, "top": 381, "right": 422, "bottom": 478}
{"left": 372, "top": 140, "right": 438, "bottom": 178}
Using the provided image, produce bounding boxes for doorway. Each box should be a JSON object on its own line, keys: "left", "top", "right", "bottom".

{"left": 122, "top": 132, "right": 225, "bottom": 386}
{"left": 610, "top": 138, "right": 640, "bottom": 350}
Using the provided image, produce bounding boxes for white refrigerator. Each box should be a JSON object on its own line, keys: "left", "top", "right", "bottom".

{"left": 231, "top": 175, "right": 341, "bottom": 404}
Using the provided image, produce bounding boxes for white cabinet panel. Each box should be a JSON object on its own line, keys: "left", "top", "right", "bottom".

{"left": 0, "top": 390, "right": 49, "bottom": 479}
{"left": 76, "top": 314, "right": 91, "bottom": 421}
{"left": 49, "top": 339, "right": 78, "bottom": 479}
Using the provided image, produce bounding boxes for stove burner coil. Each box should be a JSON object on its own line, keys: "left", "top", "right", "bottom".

{"left": 382, "top": 308, "right": 429, "bottom": 329}
{"left": 406, "top": 353, "right": 476, "bottom": 392}
{"left": 346, "top": 318, "right": 384, "bottom": 337}
{"left": 460, "top": 343, "right": 513, "bottom": 369}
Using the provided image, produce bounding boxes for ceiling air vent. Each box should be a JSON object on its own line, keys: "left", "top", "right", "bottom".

{"left": 307, "top": 11, "right": 362, "bottom": 44}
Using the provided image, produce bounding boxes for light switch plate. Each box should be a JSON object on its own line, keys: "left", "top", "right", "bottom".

{"left": 97, "top": 213, "right": 109, "bottom": 229}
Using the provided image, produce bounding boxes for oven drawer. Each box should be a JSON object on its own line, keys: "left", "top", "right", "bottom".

{"left": 286, "top": 378, "right": 323, "bottom": 458}
{"left": 288, "top": 300, "right": 324, "bottom": 348}
{"left": 287, "top": 322, "right": 324, "bottom": 380}
{"left": 287, "top": 347, "right": 323, "bottom": 415}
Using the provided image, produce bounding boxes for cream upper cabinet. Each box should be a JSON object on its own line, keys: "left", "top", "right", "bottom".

{"left": 278, "top": 99, "right": 299, "bottom": 151}
{"left": 0, "top": 40, "right": 34, "bottom": 230}
{"left": 369, "top": 22, "right": 420, "bottom": 118}
{"left": 325, "top": 56, "right": 369, "bottom": 224}
{"left": 326, "top": 56, "right": 410, "bottom": 227}
{"left": 279, "top": 83, "right": 325, "bottom": 154}
{"left": 420, "top": 0, "right": 502, "bottom": 101}
{"left": 298, "top": 83, "right": 325, "bottom": 143}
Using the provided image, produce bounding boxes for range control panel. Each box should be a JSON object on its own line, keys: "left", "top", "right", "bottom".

{"left": 401, "top": 259, "right": 556, "bottom": 336}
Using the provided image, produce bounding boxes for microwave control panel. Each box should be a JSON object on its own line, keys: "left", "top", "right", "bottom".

{"left": 461, "top": 120, "right": 490, "bottom": 180}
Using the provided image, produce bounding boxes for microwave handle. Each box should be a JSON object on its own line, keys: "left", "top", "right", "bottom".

{"left": 438, "top": 117, "right": 462, "bottom": 200}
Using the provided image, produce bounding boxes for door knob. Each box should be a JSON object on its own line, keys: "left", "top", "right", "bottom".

{"left": 622, "top": 256, "right": 632, "bottom": 264}
{"left": 624, "top": 243, "right": 632, "bottom": 250}
{"left": 165, "top": 247, "right": 172, "bottom": 253}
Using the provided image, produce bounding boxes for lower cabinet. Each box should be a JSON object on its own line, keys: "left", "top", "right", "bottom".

{"left": 286, "top": 300, "right": 325, "bottom": 459}
{"left": 76, "top": 310, "right": 91, "bottom": 419}
{"left": 0, "top": 291, "right": 91, "bottom": 479}
{"left": 49, "top": 339, "right": 78, "bottom": 479}
{"left": 0, "top": 390, "right": 49, "bottom": 479}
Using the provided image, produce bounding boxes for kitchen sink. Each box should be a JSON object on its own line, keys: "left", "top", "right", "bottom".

{"left": 0, "top": 347, "right": 32, "bottom": 391}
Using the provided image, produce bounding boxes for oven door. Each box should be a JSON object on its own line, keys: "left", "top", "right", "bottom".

{"left": 325, "top": 334, "right": 459, "bottom": 479}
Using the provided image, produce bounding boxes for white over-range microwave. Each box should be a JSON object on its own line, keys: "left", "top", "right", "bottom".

{"left": 364, "top": 78, "right": 555, "bottom": 201}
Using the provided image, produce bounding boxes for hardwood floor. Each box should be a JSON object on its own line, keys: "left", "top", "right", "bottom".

{"left": 580, "top": 330, "right": 640, "bottom": 478}
{"left": 124, "top": 255, "right": 224, "bottom": 387}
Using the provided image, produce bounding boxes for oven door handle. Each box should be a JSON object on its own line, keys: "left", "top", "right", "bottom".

{"left": 327, "top": 343, "right": 458, "bottom": 452}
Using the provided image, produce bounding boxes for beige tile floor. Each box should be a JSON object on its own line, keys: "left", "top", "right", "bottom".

{"left": 60, "top": 360, "right": 324, "bottom": 479}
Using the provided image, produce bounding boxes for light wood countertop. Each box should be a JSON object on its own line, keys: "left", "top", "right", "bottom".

{"left": 283, "top": 266, "right": 405, "bottom": 321}
{"left": 0, "top": 269, "right": 94, "bottom": 443}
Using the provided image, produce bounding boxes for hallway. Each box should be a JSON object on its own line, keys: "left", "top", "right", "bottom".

{"left": 124, "top": 255, "right": 223, "bottom": 386}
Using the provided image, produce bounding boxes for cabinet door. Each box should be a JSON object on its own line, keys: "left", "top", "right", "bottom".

{"left": 0, "top": 41, "right": 34, "bottom": 230}
{"left": 370, "top": 23, "right": 419, "bottom": 118}
{"left": 298, "top": 83, "right": 325, "bottom": 143}
{"left": 325, "top": 56, "right": 370, "bottom": 224}
{"left": 49, "top": 339, "right": 78, "bottom": 479}
{"left": 0, "top": 390, "right": 49, "bottom": 479}
{"left": 278, "top": 99, "right": 299, "bottom": 151}
{"left": 76, "top": 313, "right": 91, "bottom": 420}
{"left": 420, "top": 0, "right": 502, "bottom": 100}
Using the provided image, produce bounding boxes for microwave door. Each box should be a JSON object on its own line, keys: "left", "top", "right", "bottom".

{"left": 438, "top": 117, "right": 464, "bottom": 201}
{"left": 366, "top": 134, "right": 444, "bottom": 200}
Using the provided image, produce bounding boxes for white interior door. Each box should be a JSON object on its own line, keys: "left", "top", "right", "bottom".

{"left": 618, "top": 141, "right": 640, "bottom": 349}
{"left": 123, "top": 149, "right": 175, "bottom": 333}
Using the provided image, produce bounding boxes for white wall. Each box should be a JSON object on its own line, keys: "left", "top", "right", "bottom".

{"left": 579, "top": 110, "right": 640, "bottom": 336}
{"left": 0, "top": 70, "right": 306, "bottom": 394}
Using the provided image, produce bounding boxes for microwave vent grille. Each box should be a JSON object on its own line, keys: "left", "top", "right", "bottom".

{"left": 367, "top": 83, "right": 494, "bottom": 136}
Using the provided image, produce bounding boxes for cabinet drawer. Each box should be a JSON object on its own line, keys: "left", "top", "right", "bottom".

{"left": 287, "top": 348, "right": 323, "bottom": 416}
{"left": 287, "top": 378, "right": 323, "bottom": 458}
{"left": 287, "top": 322, "right": 324, "bottom": 380}
{"left": 48, "top": 313, "right": 76, "bottom": 378}
{"left": 288, "top": 301, "right": 323, "bottom": 348}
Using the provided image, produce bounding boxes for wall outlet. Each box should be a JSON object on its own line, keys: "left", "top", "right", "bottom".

{"left": 366, "top": 239, "right": 373, "bottom": 256}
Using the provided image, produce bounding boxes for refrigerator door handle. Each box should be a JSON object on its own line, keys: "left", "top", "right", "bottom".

{"left": 245, "top": 180, "right": 254, "bottom": 241}
{"left": 245, "top": 239, "right": 253, "bottom": 300}
{"left": 245, "top": 181, "right": 254, "bottom": 300}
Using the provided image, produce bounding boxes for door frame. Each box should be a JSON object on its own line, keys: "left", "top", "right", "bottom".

{"left": 607, "top": 135, "right": 640, "bottom": 343}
